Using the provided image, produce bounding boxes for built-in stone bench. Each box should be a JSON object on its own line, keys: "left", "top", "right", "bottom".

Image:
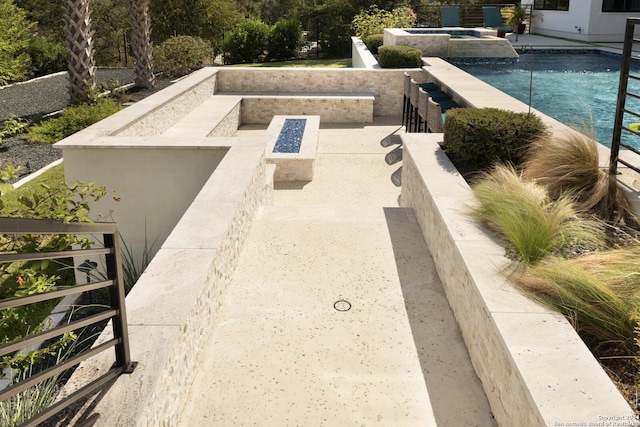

{"left": 232, "top": 92, "right": 374, "bottom": 124}
{"left": 265, "top": 115, "right": 319, "bottom": 182}
{"left": 162, "top": 95, "right": 242, "bottom": 138}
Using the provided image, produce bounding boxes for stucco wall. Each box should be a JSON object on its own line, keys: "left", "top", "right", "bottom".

{"left": 62, "top": 145, "right": 228, "bottom": 257}
{"left": 531, "top": 2, "right": 640, "bottom": 42}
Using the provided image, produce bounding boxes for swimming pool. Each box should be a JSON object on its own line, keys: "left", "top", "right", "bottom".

{"left": 452, "top": 50, "right": 640, "bottom": 149}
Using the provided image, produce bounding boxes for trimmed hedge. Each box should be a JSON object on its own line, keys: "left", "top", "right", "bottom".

{"left": 377, "top": 45, "right": 422, "bottom": 68}
{"left": 363, "top": 34, "right": 384, "bottom": 55}
{"left": 443, "top": 108, "right": 548, "bottom": 171}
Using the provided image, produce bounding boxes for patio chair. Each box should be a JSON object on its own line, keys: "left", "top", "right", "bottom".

{"left": 427, "top": 97, "right": 460, "bottom": 133}
{"left": 418, "top": 86, "right": 450, "bottom": 133}
{"left": 482, "top": 6, "right": 505, "bottom": 28}
{"left": 441, "top": 6, "right": 460, "bottom": 27}
{"left": 409, "top": 79, "right": 421, "bottom": 132}
{"left": 409, "top": 81, "right": 442, "bottom": 132}
{"left": 403, "top": 72, "right": 411, "bottom": 128}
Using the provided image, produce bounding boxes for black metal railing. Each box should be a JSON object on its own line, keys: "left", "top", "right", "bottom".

{"left": 610, "top": 18, "right": 640, "bottom": 175}
{"left": 0, "top": 217, "right": 135, "bottom": 426}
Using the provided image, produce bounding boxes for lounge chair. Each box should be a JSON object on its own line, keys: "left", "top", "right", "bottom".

{"left": 482, "top": 6, "right": 505, "bottom": 28}
{"left": 441, "top": 6, "right": 460, "bottom": 27}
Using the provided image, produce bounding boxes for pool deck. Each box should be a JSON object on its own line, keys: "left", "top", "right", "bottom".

{"left": 180, "top": 119, "right": 497, "bottom": 426}
{"left": 507, "top": 32, "right": 640, "bottom": 54}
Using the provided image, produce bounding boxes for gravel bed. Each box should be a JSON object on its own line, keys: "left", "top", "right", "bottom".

{"left": 0, "top": 71, "right": 173, "bottom": 182}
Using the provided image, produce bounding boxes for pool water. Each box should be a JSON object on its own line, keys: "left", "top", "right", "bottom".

{"left": 453, "top": 51, "right": 640, "bottom": 149}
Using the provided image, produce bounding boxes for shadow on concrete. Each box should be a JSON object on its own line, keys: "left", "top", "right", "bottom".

{"left": 383, "top": 207, "right": 496, "bottom": 426}
{"left": 385, "top": 146, "right": 403, "bottom": 165}
{"left": 380, "top": 133, "right": 403, "bottom": 148}
{"left": 274, "top": 181, "right": 311, "bottom": 190}
{"left": 391, "top": 167, "right": 402, "bottom": 187}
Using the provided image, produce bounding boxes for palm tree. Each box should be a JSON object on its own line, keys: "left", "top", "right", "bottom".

{"left": 128, "top": 0, "right": 155, "bottom": 88}
{"left": 63, "top": 0, "right": 96, "bottom": 104}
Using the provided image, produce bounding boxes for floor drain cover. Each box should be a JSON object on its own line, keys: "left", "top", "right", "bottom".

{"left": 334, "top": 300, "right": 351, "bottom": 312}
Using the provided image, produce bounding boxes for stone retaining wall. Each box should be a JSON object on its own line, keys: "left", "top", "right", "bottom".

{"left": 400, "top": 134, "right": 636, "bottom": 426}
{"left": 57, "top": 137, "right": 268, "bottom": 427}
{"left": 215, "top": 68, "right": 406, "bottom": 117}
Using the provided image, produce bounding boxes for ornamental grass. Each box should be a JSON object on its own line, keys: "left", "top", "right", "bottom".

{"left": 470, "top": 164, "right": 605, "bottom": 265}
{"left": 521, "top": 128, "right": 640, "bottom": 226}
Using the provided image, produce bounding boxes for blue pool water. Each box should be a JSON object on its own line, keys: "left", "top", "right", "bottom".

{"left": 452, "top": 51, "right": 640, "bottom": 149}
{"left": 273, "top": 119, "right": 306, "bottom": 153}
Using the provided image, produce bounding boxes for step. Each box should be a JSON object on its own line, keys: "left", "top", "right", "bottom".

{"left": 161, "top": 95, "right": 242, "bottom": 138}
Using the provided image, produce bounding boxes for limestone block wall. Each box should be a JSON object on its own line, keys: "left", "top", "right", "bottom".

{"left": 384, "top": 30, "right": 450, "bottom": 57}
{"left": 400, "top": 135, "right": 635, "bottom": 426}
{"left": 216, "top": 68, "right": 406, "bottom": 117}
{"left": 448, "top": 38, "right": 518, "bottom": 58}
{"left": 239, "top": 95, "right": 374, "bottom": 124}
{"left": 114, "top": 68, "right": 219, "bottom": 137}
{"left": 58, "top": 138, "right": 269, "bottom": 427}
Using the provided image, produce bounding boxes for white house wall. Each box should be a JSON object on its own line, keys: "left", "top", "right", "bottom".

{"left": 531, "top": 1, "right": 640, "bottom": 42}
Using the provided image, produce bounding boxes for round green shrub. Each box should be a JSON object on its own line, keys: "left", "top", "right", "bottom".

{"left": 266, "top": 18, "right": 304, "bottom": 62}
{"left": 377, "top": 45, "right": 422, "bottom": 68}
{"left": 27, "top": 35, "right": 66, "bottom": 77}
{"left": 154, "top": 36, "right": 211, "bottom": 77}
{"left": 223, "top": 18, "right": 270, "bottom": 64}
{"left": 443, "top": 108, "right": 548, "bottom": 171}
{"left": 363, "top": 34, "right": 384, "bottom": 55}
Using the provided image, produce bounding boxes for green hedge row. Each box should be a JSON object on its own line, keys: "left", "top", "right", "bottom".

{"left": 377, "top": 45, "right": 422, "bottom": 68}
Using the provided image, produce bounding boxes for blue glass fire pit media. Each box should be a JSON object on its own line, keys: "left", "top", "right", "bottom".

{"left": 273, "top": 119, "right": 307, "bottom": 153}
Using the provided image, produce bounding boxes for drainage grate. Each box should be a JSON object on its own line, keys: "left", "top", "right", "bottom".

{"left": 334, "top": 300, "right": 351, "bottom": 312}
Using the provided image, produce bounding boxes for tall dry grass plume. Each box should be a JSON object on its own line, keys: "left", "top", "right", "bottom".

{"left": 470, "top": 164, "right": 605, "bottom": 264}
{"left": 521, "top": 128, "right": 639, "bottom": 226}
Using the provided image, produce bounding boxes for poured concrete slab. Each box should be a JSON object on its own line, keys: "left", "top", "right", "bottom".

{"left": 181, "top": 117, "right": 495, "bottom": 426}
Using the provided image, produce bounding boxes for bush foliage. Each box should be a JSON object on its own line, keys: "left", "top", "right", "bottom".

{"left": 443, "top": 108, "right": 548, "bottom": 171}
{"left": 26, "top": 35, "right": 66, "bottom": 77}
{"left": 154, "top": 35, "right": 211, "bottom": 77}
{"left": 25, "top": 98, "right": 123, "bottom": 144}
{"left": 363, "top": 34, "right": 384, "bottom": 55}
{"left": 0, "top": 0, "right": 34, "bottom": 85}
{"left": 266, "top": 18, "right": 304, "bottom": 62}
{"left": 352, "top": 6, "right": 416, "bottom": 41}
{"left": 223, "top": 18, "right": 270, "bottom": 64}
{"left": 377, "top": 45, "right": 422, "bottom": 68}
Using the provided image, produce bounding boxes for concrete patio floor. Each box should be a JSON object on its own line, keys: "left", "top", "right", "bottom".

{"left": 180, "top": 118, "right": 496, "bottom": 425}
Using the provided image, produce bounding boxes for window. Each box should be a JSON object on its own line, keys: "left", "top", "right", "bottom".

{"left": 602, "top": 0, "right": 640, "bottom": 12}
{"left": 534, "top": 0, "right": 570, "bottom": 10}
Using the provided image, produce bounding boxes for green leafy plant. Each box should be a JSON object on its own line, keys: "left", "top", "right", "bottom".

{"left": 470, "top": 164, "right": 606, "bottom": 264}
{"left": 0, "top": 162, "right": 107, "bottom": 374}
{"left": 0, "top": 0, "right": 34, "bottom": 85}
{"left": 24, "top": 98, "right": 123, "bottom": 144}
{"left": 223, "top": 18, "right": 270, "bottom": 64}
{"left": 25, "top": 35, "right": 66, "bottom": 77}
{"left": 266, "top": 18, "right": 304, "bottom": 62}
{"left": 1, "top": 115, "right": 29, "bottom": 138}
{"left": 352, "top": 6, "right": 416, "bottom": 41}
{"left": 363, "top": 34, "right": 384, "bottom": 55}
{"left": 154, "top": 36, "right": 211, "bottom": 78}
{"left": 377, "top": 45, "right": 422, "bottom": 68}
